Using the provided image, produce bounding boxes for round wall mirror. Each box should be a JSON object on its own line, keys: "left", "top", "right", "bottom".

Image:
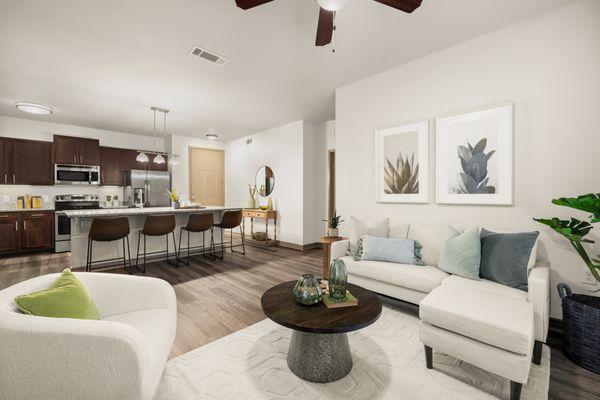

{"left": 256, "top": 166, "right": 275, "bottom": 197}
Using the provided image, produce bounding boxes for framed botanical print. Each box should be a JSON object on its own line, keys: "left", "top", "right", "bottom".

{"left": 436, "top": 103, "right": 513, "bottom": 205}
{"left": 375, "top": 120, "right": 429, "bottom": 203}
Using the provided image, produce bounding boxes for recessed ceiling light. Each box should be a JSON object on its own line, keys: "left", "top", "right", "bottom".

{"left": 15, "top": 102, "right": 53, "bottom": 115}
{"left": 205, "top": 133, "right": 219, "bottom": 140}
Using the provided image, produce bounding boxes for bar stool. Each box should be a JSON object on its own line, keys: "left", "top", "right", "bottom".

{"left": 177, "top": 213, "right": 216, "bottom": 264}
{"left": 214, "top": 210, "right": 245, "bottom": 259}
{"left": 136, "top": 214, "right": 178, "bottom": 272}
{"left": 86, "top": 217, "right": 131, "bottom": 273}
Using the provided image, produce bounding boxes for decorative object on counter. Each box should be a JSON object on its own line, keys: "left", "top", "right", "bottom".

{"left": 293, "top": 274, "right": 322, "bottom": 305}
{"left": 24, "top": 194, "right": 32, "bottom": 209}
{"left": 113, "top": 195, "right": 119, "bottom": 207}
{"left": 167, "top": 189, "right": 181, "bottom": 209}
{"left": 267, "top": 197, "right": 273, "bottom": 211}
{"left": 328, "top": 258, "right": 348, "bottom": 302}
{"left": 248, "top": 184, "right": 256, "bottom": 209}
{"left": 256, "top": 166, "right": 275, "bottom": 197}
{"left": 535, "top": 193, "right": 600, "bottom": 374}
{"left": 31, "top": 196, "right": 43, "bottom": 209}
{"left": 323, "top": 210, "right": 344, "bottom": 238}
{"left": 16, "top": 196, "right": 24, "bottom": 209}
{"left": 106, "top": 195, "right": 112, "bottom": 204}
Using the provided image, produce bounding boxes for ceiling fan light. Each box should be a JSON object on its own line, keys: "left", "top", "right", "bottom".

{"left": 153, "top": 153, "right": 166, "bottom": 164}
{"left": 136, "top": 151, "right": 149, "bottom": 163}
{"left": 317, "top": 0, "right": 350, "bottom": 11}
{"left": 15, "top": 101, "right": 53, "bottom": 115}
{"left": 205, "top": 133, "right": 219, "bottom": 140}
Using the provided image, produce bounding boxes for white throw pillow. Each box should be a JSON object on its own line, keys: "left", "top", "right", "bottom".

{"left": 348, "top": 217, "right": 389, "bottom": 256}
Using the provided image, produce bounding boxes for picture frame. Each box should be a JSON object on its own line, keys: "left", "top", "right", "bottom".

{"left": 375, "top": 120, "right": 429, "bottom": 203}
{"left": 435, "top": 103, "right": 513, "bottom": 205}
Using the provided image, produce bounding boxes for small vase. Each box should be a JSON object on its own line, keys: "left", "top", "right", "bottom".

{"left": 293, "top": 274, "right": 323, "bottom": 305}
{"left": 328, "top": 259, "right": 348, "bottom": 302}
{"left": 248, "top": 197, "right": 256, "bottom": 209}
{"left": 173, "top": 201, "right": 180, "bottom": 209}
{"left": 267, "top": 197, "right": 273, "bottom": 211}
{"left": 328, "top": 227, "right": 339, "bottom": 238}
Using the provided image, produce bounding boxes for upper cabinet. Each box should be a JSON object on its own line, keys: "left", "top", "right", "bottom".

{"left": 101, "top": 147, "right": 125, "bottom": 186}
{"left": 54, "top": 135, "right": 100, "bottom": 166}
{"left": 0, "top": 138, "right": 53, "bottom": 185}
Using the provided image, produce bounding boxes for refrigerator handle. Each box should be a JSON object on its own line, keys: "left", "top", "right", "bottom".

{"left": 145, "top": 178, "right": 150, "bottom": 207}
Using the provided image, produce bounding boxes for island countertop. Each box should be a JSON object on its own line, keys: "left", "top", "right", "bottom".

{"left": 62, "top": 206, "right": 242, "bottom": 218}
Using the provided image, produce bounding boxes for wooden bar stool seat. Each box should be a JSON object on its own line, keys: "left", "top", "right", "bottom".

{"left": 136, "top": 214, "right": 178, "bottom": 272}
{"left": 177, "top": 213, "right": 216, "bottom": 264}
{"left": 86, "top": 217, "right": 131, "bottom": 273}
{"left": 214, "top": 210, "right": 245, "bottom": 259}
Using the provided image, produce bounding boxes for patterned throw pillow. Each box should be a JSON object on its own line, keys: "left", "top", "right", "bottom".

{"left": 357, "top": 235, "right": 425, "bottom": 265}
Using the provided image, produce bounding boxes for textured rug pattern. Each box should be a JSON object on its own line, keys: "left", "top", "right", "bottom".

{"left": 155, "top": 306, "right": 550, "bottom": 400}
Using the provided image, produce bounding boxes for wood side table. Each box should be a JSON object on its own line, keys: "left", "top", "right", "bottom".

{"left": 319, "top": 236, "right": 348, "bottom": 279}
{"left": 242, "top": 208, "right": 277, "bottom": 246}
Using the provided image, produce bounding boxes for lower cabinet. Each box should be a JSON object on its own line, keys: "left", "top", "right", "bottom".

{"left": 0, "top": 211, "right": 54, "bottom": 255}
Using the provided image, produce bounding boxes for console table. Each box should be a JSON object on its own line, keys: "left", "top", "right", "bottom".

{"left": 242, "top": 209, "right": 277, "bottom": 246}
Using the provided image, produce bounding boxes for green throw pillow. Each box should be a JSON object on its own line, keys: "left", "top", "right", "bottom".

{"left": 438, "top": 226, "right": 481, "bottom": 280}
{"left": 15, "top": 268, "right": 100, "bottom": 320}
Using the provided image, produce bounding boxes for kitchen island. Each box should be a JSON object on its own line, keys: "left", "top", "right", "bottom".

{"left": 64, "top": 206, "right": 242, "bottom": 269}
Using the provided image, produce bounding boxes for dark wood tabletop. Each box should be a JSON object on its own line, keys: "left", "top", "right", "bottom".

{"left": 261, "top": 281, "right": 382, "bottom": 334}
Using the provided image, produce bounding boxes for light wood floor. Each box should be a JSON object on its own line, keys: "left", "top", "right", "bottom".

{"left": 0, "top": 246, "right": 598, "bottom": 400}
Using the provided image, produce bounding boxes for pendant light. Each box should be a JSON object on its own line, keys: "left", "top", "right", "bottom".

{"left": 136, "top": 151, "right": 149, "bottom": 163}
{"left": 152, "top": 107, "right": 169, "bottom": 165}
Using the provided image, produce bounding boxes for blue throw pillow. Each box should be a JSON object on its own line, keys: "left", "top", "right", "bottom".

{"left": 359, "top": 235, "right": 424, "bottom": 265}
{"left": 438, "top": 226, "right": 481, "bottom": 280}
{"left": 480, "top": 229, "right": 539, "bottom": 291}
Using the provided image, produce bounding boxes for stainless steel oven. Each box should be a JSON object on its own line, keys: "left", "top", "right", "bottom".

{"left": 55, "top": 164, "right": 100, "bottom": 185}
{"left": 54, "top": 194, "right": 100, "bottom": 253}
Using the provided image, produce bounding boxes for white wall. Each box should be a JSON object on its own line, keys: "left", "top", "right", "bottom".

{"left": 303, "top": 121, "right": 327, "bottom": 244}
{"left": 0, "top": 115, "right": 163, "bottom": 206}
{"left": 335, "top": 0, "right": 600, "bottom": 319}
{"left": 166, "top": 134, "right": 225, "bottom": 202}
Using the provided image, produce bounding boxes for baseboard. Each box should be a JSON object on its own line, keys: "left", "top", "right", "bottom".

{"left": 278, "top": 241, "right": 323, "bottom": 251}
{"left": 224, "top": 231, "right": 322, "bottom": 251}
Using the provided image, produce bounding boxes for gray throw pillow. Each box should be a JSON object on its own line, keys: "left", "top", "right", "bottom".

{"left": 480, "top": 229, "right": 540, "bottom": 291}
{"left": 356, "top": 235, "right": 424, "bottom": 265}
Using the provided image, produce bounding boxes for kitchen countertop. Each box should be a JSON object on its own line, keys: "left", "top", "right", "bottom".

{"left": 62, "top": 206, "right": 242, "bottom": 218}
{"left": 0, "top": 207, "right": 55, "bottom": 213}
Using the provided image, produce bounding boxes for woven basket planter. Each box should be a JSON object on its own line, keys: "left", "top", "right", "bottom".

{"left": 558, "top": 283, "right": 600, "bottom": 374}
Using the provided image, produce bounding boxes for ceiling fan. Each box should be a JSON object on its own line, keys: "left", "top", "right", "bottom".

{"left": 235, "top": 0, "right": 423, "bottom": 48}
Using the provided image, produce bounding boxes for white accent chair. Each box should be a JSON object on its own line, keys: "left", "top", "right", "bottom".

{"left": 330, "top": 223, "right": 549, "bottom": 400}
{"left": 0, "top": 272, "right": 177, "bottom": 400}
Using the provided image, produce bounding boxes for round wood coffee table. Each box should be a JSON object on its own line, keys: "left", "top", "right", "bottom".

{"left": 261, "top": 281, "right": 382, "bottom": 383}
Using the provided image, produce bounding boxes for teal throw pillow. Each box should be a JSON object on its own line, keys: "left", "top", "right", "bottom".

{"left": 438, "top": 226, "right": 481, "bottom": 280}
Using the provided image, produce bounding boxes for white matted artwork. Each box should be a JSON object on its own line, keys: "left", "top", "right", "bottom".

{"left": 436, "top": 103, "right": 513, "bottom": 205}
{"left": 375, "top": 121, "right": 429, "bottom": 203}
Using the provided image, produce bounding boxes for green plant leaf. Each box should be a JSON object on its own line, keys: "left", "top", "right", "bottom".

{"left": 533, "top": 217, "right": 594, "bottom": 242}
{"left": 551, "top": 194, "right": 600, "bottom": 221}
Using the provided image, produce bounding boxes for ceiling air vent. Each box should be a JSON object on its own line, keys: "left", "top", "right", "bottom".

{"left": 189, "top": 46, "right": 229, "bottom": 66}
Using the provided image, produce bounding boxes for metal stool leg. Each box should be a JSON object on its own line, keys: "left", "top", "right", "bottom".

{"left": 240, "top": 225, "right": 246, "bottom": 255}
{"left": 136, "top": 232, "right": 142, "bottom": 269}
{"left": 86, "top": 238, "right": 92, "bottom": 272}
{"left": 122, "top": 237, "right": 128, "bottom": 272}
{"left": 177, "top": 227, "right": 183, "bottom": 264}
{"left": 172, "top": 231, "right": 179, "bottom": 268}
{"left": 143, "top": 234, "right": 147, "bottom": 273}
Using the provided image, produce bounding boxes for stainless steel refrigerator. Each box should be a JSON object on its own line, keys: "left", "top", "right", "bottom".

{"left": 124, "top": 170, "right": 171, "bottom": 207}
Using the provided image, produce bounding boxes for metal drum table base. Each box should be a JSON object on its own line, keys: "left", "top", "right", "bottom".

{"left": 286, "top": 330, "right": 353, "bottom": 383}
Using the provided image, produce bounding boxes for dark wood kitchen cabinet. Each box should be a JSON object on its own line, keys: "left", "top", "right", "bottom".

{"left": 100, "top": 146, "right": 125, "bottom": 186}
{"left": 22, "top": 211, "right": 54, "bottom": 250}
{"left": 0, "top": 213, "right": 19, "bottom": 254}
{"left": 0, "top": 138, "right": 53, "bottom": 185}
{"left": 54, "top": 135, "right": 100, "bottom": 166}
{"left": 0, "top": 211, "right": 54, "bottom": 255}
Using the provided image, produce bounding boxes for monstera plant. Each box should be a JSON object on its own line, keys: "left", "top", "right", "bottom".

{"left": 454, "top": 138, "right": 496, "bottom": 194}
{"left": 534, "top": 193, "right": 600, "bottom": 284}
{"left": 384, "top": 152, "right": 419, "bottom": 194}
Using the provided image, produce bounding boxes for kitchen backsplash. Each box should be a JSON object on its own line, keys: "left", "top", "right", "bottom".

{"left": 0, "top": 185, "right": 124, "bottom": 209}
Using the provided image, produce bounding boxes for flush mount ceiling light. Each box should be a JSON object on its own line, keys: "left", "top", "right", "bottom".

{"left": 317, "top": 0, "right": 351, "bottom": 11}
{"left": 205, "top": 133, "right": 219, "bottom": 140}
{"left": 15, "top": 102, "right": 53, "bottom": 115}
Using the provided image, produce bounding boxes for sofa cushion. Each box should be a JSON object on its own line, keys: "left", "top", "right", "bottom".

{"left": 438, "top": 226, "right": 481, "bottom": 280}
{"left": 389, "top": 224, "right": 409, "bottom": 239}
{"left": 420, "top": 284, "right": 534, "bottom": 355}
{"left": 408, "top": 224, "right": 457, "bottom": 267}
{"left": 349, "top": 217, "right": 389, "bottom": 255}
{"left": 342, "top": 256, "right": 448, "bottom": 294}
{"left": 480, "top": 229, "right": 540, "bottom": 291}
{"left": 441, "top": 274, "right": 528, "bottom": 301}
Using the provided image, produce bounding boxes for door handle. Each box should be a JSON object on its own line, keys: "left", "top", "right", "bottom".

{"left": 15, "top": 221, "right": 18, "bottom": 231}
{"left": 23, "top": 221, "right": 26, "bottom": 230}
{"left": 30, "top": 214, "right": 46, "bottom": 218}
{"left": 4, "top": 174, "right": 6, "bottom": 183}
{"left": 80, "top": 155, "right": 83, "bottom": 164}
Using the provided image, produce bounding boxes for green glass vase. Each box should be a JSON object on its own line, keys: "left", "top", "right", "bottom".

{"left": 328, "top": 259, "right": 348, "bottom": 302}
{"left": 293, "top": 274, "right": 322, "bottom": 305}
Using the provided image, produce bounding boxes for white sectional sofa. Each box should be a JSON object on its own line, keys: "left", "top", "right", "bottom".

{"left": 0, "top": 273, "right": 177, "bottom": 400}
{"left": 330, "top": 223, "right": 549, "bottom": 400}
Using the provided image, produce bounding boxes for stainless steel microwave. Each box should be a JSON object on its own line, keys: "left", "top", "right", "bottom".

{"left": 54, "top": 164, "right": 100, "bottom": 185}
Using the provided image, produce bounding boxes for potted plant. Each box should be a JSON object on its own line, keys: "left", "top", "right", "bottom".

{"left": 534, "top": 193, "right": 600, "bottom": 374}
{"left": 167, "top": 189, "right": 180, "bottom": 209}
{"left": 323, "top": 211, "right": 344, "bottom": 238}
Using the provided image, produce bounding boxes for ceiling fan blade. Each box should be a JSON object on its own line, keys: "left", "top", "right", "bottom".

{"left": 372, "top": 0, "right": 423, "bottom": 13}
{"left": 235, "top": 0, "right": 274, "bottom": 10}
{"left": 315, "top": 8, "right": 335, "bottom": 46}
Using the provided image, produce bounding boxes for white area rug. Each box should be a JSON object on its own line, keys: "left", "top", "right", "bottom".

{"left": 155, "top": 305, "right": 550, "bottom": 400}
